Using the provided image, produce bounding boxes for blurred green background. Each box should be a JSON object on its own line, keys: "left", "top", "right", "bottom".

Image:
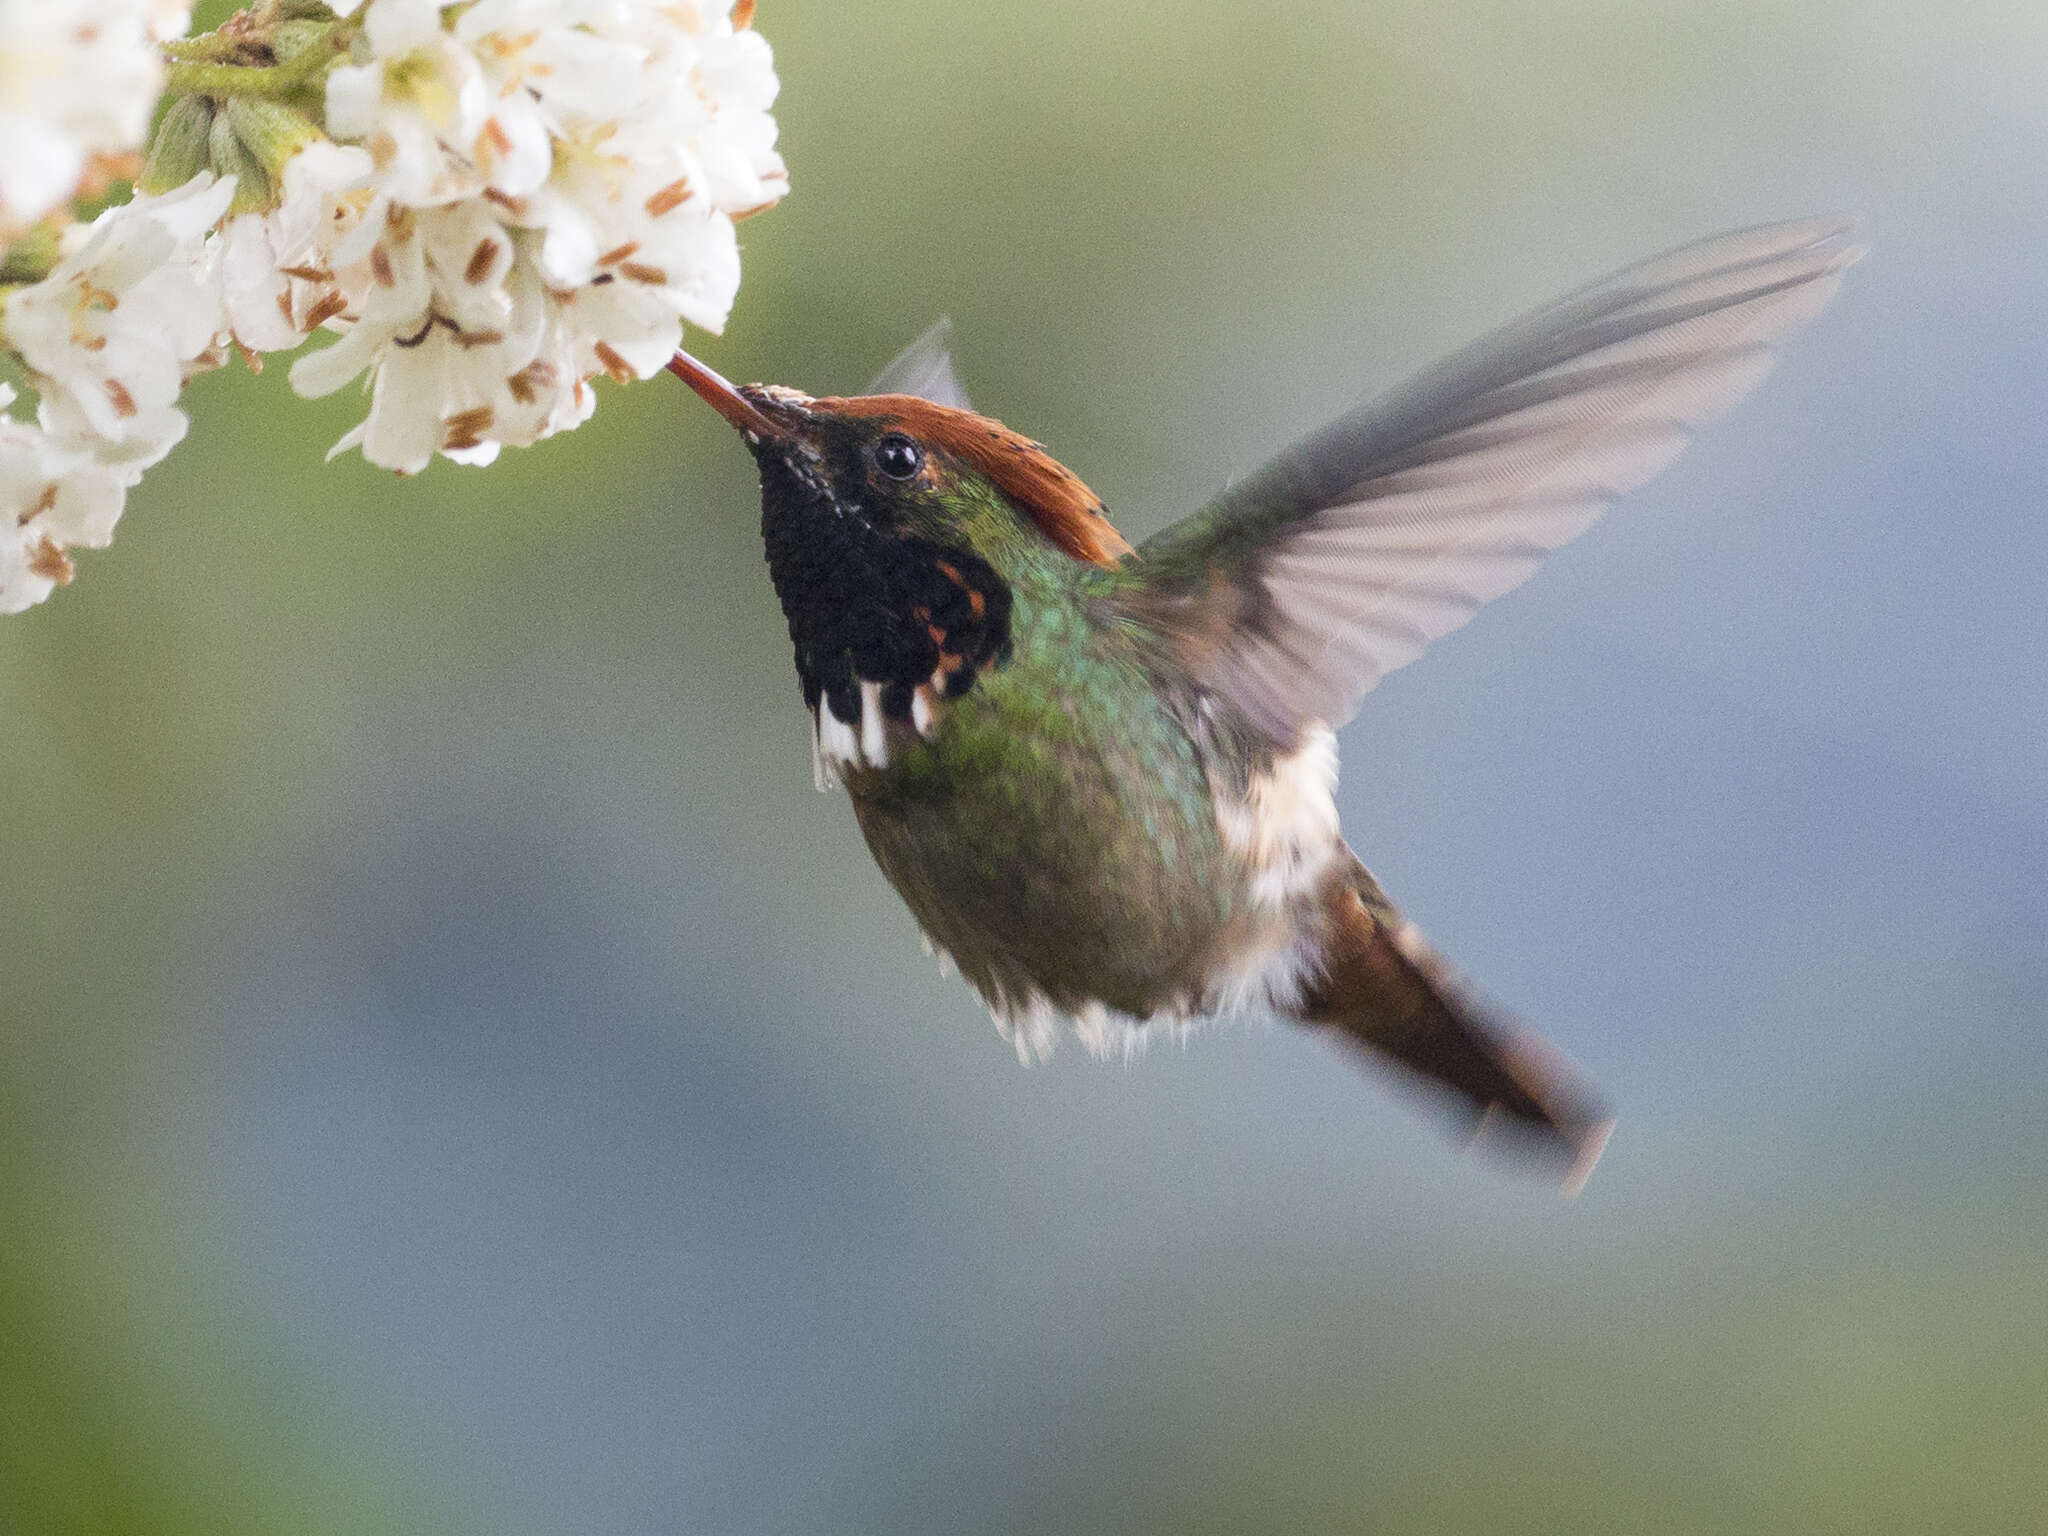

{"left": 5, "top": 1, "right": 2046, "bottom": 1531}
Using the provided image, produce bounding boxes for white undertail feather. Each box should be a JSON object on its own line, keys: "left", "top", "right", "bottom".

{"left": 1071, "top": 1001, "right": 1206, "bottom": 1064}
{"left": 1068, "top": 1001, "right": 1116, "bottom": 1059}
{"left": 984, "top": 920, "right": 1315, "bottom": 1066}
{"left": 919, "top": 930, "right": 958, "bottom": 979}
{"left": 990, "top": 991, "right": 1202, "bottom": 1065}
{"left": 997, "top": 992, "right": 1063, "bottom": 1065}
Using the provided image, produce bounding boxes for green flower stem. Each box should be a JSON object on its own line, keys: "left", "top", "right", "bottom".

{"left": 164, "top": 43, "right": 339, "bottom": 101}
{"left": 161, "top": 34, "right": 248, "bottom": 63}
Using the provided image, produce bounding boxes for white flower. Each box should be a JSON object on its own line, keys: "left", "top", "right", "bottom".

{"left": 0, "top": 1, "right": 191, "bottom": 236}
{"left": 3, "top": 172, "right": 234, "bottom": 475}
{"left": 216, "top": 142, "right": 375, "bottom": 355}
{"left": 326, "top": 0, "right": 491, "bottom": 208}
{"left": 146, "top": 3, "right": 190, "bottom": 41}
{"left": 0, "top": 386, "right": 129, "bottom": 614}
{"left": 292, "top": 0, "right": 787, "bottom": 472}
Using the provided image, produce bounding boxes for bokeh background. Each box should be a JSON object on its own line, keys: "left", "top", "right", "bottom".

{"left": 5, "top": 1, "right": 2046, "bottom": 1531}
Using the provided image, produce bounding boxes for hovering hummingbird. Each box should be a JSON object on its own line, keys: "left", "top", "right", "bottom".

{"left": 668, "top": 218, "right": 1859, "bottom": 1189}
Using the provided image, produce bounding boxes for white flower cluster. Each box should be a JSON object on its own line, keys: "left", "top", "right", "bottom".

{"left": 288, "top": 0, "right": 787, "bottom": 471}
{"left": 0, "top": 0, "right": 190, "bottom": 238}
{"left": 2, "top": 174, "right": 231, "bottom": 613}
{"left": 1, "top": 0, "right": 786, "bottom": 614}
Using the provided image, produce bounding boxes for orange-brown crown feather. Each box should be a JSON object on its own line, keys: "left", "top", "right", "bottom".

{"left": 814, "top": 394, "right": 1134, "bottom": 568}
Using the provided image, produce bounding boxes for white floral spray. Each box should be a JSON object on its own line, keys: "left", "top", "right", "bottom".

{"left": 0, "top": 0, "right": 788, "bottom": 614}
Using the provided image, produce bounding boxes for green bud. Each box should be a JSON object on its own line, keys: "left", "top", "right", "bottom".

{"left": 225, "top": 98, "right": 327, "bottom": 183}
{"left": 142, "top": 94, "right": 216, "bottom": 195}
{"left": 0, "top": 224, "right": 60, "bottom": 286}
{"left": 210, "top": 107, "right": 274, "bottom": 216}
{"left": 271, "top": 19, "right": 337, "bottom": 66}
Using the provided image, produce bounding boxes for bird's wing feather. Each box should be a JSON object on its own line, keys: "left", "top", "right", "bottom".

{"left": 1130, "top": 218, "right": 1862, "bottom": 743}
{"left": 866, "top": 317, "right": 975, "bottom": 410}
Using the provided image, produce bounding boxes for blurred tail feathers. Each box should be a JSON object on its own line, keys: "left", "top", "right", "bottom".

{"left": 1292, "top": 854, "right": 1614, "bottom": 1194}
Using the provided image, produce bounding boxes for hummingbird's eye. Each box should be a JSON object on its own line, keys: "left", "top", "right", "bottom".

{"left": 872, "top": 433, "right": 925, "bottom": 481}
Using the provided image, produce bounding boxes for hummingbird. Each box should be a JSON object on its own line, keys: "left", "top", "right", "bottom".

{"left": 668, "top": 218, "right": 1859, "bottom": 1189}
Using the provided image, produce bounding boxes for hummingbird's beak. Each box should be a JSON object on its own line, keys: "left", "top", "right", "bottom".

{"left": 667, "top": 348, "right": 785, "bottom": 440}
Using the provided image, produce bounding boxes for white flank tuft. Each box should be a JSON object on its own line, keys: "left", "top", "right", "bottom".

{"left": 1212, "top": 723, "right": 1342, "bottom": 908}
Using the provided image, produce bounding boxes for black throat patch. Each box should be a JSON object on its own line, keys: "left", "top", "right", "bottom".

{"left": 753, "top": 444, "right": 1013, "bottom": 725}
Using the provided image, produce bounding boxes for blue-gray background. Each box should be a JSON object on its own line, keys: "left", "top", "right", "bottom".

{"left": 3, "top": 2, "right": 2044, "bottom": 1531}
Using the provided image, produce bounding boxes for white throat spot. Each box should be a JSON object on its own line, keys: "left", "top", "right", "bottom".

{"left": 815, "top": 703, "right": 860, "bottom": 777}
{"left": 813, "top": 681, "right": 895, "bottom": 779}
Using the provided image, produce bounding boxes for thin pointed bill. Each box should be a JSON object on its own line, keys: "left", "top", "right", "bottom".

{"left": 667, "top": 349, "right": 783, "bottom": 440}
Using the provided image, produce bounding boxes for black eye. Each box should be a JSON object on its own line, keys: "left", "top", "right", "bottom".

{"left": 873, "top": 433, "right": 924, "bottom": 480}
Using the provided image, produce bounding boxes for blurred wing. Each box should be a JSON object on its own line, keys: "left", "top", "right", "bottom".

{"left": 866, "top": 317, "right": 974, "bottom": 410}
{"left": 1133, "top": 218, "right": 1862, "bottom": 743}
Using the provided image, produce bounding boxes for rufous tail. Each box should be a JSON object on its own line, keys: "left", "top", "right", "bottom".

{"left": 1291, "top": 851, "right": 1614, "bottom": 1193}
